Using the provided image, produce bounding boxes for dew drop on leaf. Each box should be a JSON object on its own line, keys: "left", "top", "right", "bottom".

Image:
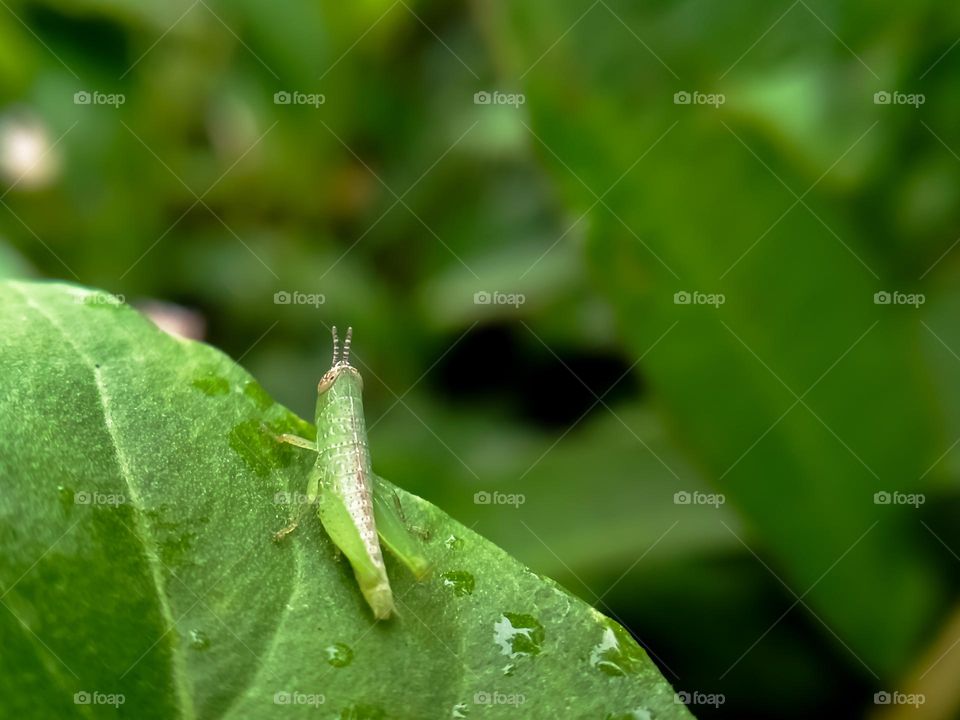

{"left": 440, "top": 570, "right": 475, "bottom": 596}
{"left": 189, "top": 629, "right": 210, "bottom": 651}
{"left": 493, "top": 613, "right": 545, "bottom": 658}
{"left": 590, "top": 622, "right": 646, "bottom": 677}
{"left": 325, "top": 642, "right": 354, "bottom": 668}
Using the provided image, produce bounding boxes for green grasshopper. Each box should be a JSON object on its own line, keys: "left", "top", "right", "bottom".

{"left": 272, "top": 326, "right": 428, "bottom": 619}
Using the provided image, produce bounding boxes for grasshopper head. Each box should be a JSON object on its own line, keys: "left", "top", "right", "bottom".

{"left": 318, "top": 326, "right": 363, "bottom": 393}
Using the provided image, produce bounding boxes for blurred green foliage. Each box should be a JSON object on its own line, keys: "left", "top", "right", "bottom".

{"left": 3, "top": 0, "right": 960, "bottom": 717}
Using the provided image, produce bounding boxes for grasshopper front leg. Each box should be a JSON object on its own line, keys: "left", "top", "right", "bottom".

{"left": 275, "top": 433, "right": 318, "bottom": 452}
{"left": 259, "top": 420, "right": 318, "bottom": 452}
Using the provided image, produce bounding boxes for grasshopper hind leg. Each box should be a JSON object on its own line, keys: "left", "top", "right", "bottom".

{"left": 372, "top": 475, "right": 430, "bottom": 579}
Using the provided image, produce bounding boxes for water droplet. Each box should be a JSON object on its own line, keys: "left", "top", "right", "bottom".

{"left": 440, "top": 570, "right": 475, "bottom": 597}
{"left": 493, "top": 613, "right": 544, "bottom": 658}
{"left": 451, "top": 702, "right": 469, "bottom": 718}
{"left": 191, "top": 374, "right": 230, "bottom": 396}
{"left": 444, "top": 535, "right": 464, "bottom": 551}
{"left": 325, "top": 642, "right": 353, "bottom": 668}
{"left": 189, "top": 629, "right": 210, "bottom": 650}
{"left": 590, "top": 622, "right": 646, "bottom": 677}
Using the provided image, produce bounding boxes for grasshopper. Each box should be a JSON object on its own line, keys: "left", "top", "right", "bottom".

{"left": 273, "top": 326, "right": 428, "bottom": 619}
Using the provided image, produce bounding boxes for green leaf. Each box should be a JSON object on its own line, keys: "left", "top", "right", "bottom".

{"left": 0, "top": 280, "right": 691, "bottom": 720}
{"left": 490, "top": 0, "right": 945, "bottom": 676}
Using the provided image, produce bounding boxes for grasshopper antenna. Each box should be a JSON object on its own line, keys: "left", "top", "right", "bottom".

{"left": 331, "top": 326, "right": 340, "bottom": 365}
{"left": 343, "top": 327, "right": 353, "bottom": 366}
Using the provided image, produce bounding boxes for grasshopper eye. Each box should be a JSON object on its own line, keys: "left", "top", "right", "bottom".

{"left": 318, "top": 371, "right": 336, "bottom": 394}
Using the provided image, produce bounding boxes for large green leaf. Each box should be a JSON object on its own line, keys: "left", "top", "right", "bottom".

{"left": 490, "top": 0, "right": 946, "bottom": 676}
{"left": 0, "top": 280, "right": 690, "bottom": 720}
